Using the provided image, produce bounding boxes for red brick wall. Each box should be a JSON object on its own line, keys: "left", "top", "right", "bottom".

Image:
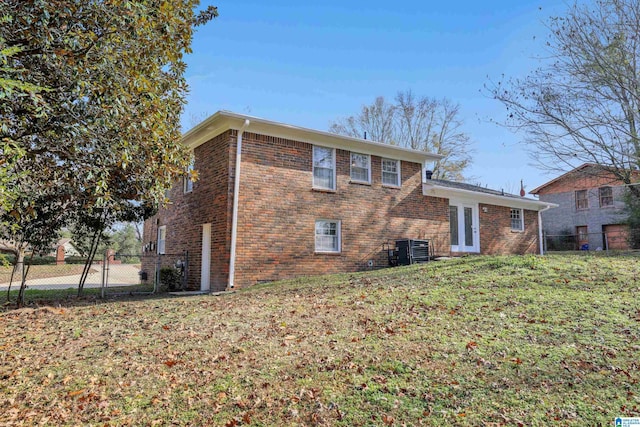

{"left": 479, "top": 204, "right": 539, "bottom": 254}
{"left": 533, "top": 166, "right": 626, "bottom": 195}
{"left": 142, "top": 131, "right": 234, "bottom": 291}
{"left": 232, "top": 132, "right": 450, "bottom": 288}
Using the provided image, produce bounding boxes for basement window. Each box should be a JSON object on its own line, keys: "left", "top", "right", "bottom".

{"left": 315, "top": 220, "right": 341, "bottom": 253}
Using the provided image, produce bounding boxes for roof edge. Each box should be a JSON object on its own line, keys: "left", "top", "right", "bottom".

{"left": 423, "top": 182, "right": 558, "bottom": 211}
{"left": 182, "top": 111, "right": 444, "bottom": 163}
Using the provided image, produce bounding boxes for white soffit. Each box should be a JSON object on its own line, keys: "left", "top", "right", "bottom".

{"left": 423, "top": 183, "right": 557, "bottom": 211}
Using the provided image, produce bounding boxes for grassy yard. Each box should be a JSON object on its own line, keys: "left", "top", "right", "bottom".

{"left": 1, "top": 254, "right": 639, "bottom": 426}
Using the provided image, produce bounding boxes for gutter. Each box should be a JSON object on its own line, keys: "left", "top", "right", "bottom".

{"left": 537, "top": 204, "right": 553, "bottom": 255}
{"left": 227, "top": 119, "right": 250, "bottom": 290}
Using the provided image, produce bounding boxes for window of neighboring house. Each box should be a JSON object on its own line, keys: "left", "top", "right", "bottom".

{"left": 350, "top": 152, "right": 371, "bottom": 184}
{"left": 599, "top": 186, "right": 613, "bottom": 207}
{"left": 315, "top": 220, "right": 341, "bottom": 253}
{"left": 183, "top": 159, "right": 195, "bottom": 193}
{"left": 381, "top": 158, "right": 401, "bottom": 187}
{"left": 313, "top": 146, "right": 336, "bottom": 190}
{"left": 575, "top": 189, "right": 588, "bottom": 210}
{"left": 510, "top": 208, "right": 524, "bottom": 231}
{"left": 157, "top": 226, "right": 166, "bottom": 255}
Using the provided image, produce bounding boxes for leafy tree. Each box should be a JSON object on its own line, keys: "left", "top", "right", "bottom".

{"left": 329, "top": 90, "right": 473, "bottom": 181}
{"left": 1, "top": 1, "right": 217, "bottom": 302}
{"left": 488, "top": 0, "right": 640, "bottom": 194}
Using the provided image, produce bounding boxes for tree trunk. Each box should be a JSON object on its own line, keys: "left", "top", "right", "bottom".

{"left": 15, "top": 248, "right": 27, "bottom": 307}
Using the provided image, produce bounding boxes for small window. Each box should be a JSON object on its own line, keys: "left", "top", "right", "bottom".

{"left": 315, "top": 220, "right": 340, "bottom": 253}
{"left": 510, "top": 208, "right": 524, "bottom": 231}
{"left": 183, "top": 159, "right": 195, "bottom": 193}
{"left": 381, "top": 158, "right": 400, "bottom": 187}
{"left": 313, "top": 146, "right": 335, "bottom": 190}
{"left": 599, "top": 186, "right": 613, "bottom": 207}
{"left": 575, "top": 190, "right": 588, "bottom": 210}
{"left": 350, "top": 152, "right": 371, "bottom": 184}
{"left": 157, "top": 226, "right": 166, "bottom": 254}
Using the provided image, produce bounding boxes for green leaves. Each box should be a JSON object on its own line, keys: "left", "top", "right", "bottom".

{"left": 1, "top": 0, "right": 217, "bottom": 302}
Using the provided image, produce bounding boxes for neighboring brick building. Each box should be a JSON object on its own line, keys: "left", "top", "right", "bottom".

{"left": 142, "top": 111, "right": 555, "bottom": 291}
{"left": 530, "top": 164, "right": 634, "bottom": 250}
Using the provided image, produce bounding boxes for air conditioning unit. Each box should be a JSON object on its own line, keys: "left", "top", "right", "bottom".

{"left": 395, "top": 239, "right": 431, "bottom": 265}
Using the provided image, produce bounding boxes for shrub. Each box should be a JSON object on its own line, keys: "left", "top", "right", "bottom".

{"left": 65, "top": 256, "right": 88, "bottom": 265}
{"left": 26, "top": 256, "right": 57, "bottom": 265}
{"left": 160, "top": 267, "right": 182, "bottom": 292}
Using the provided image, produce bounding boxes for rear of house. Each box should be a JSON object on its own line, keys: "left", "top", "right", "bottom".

{"left": 142, "top": 112, "right": 554, "bottom": 291}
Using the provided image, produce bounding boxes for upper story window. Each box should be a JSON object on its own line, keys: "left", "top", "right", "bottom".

{"left": 313, "top": 146, "right": 336, "bottom": 190}
{"left": 350, "top": 152, "right": 371, "bottom": 184}
{"left": 157, "top": 226, "right": 166, "bottom": 255}
{"left": 183, "top": 159, "right": 195, "bottom": 193}
{"left": 575, "top": 189, "right": 588, "bottom": 210}
{"left": 315, "top": 220, "right": 341, "bottom": 253}
{"left": 510, "top": 208, "right": 524, "bottom": 231}
{"left": 381, "top": 158, "right": 401, "bottom": 187}
{"left": 599, "top": 186, "right": 613, "bottom": 207}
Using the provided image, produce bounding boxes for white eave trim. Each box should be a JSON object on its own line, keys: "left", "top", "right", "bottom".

{"left": 182, "top": 111, "right": 443, "bottom": 164}
{"left": 423, "top": 183, "right": 558, "bottom": 211}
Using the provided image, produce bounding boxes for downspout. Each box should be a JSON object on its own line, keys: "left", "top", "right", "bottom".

{"left": 228, "top": 119, "right": 250, "bottom": 290}
{"left": 538, "top": 205, "right": 553, "bottom": 255}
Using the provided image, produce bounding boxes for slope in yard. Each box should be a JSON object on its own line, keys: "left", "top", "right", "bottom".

{"left": 1, "top": 254, "right": 639, "bottom": 426}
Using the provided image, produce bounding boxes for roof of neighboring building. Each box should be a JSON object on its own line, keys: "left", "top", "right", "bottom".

{"left": 423, "top": 179, "right": 557, "bottom": 211}
{"left": 182, "top": 111, "right": 444, "bottom": 164}
{"left": 529, "top": 163, "right": 626, "bottom": 195}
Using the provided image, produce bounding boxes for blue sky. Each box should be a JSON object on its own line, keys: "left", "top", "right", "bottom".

{"left": 183, "top": 0, "right": 570, "bottom": 193}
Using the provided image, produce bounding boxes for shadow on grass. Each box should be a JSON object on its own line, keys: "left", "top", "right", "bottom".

{"left": 0, "top": 284, "right": 210, "bottom": 312}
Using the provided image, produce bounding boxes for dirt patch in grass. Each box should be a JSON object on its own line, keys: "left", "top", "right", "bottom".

{"left": 1, "top": 254, "right": 639, "bottom": 425}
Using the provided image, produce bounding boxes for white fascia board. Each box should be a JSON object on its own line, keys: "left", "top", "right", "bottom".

{"left": 423, "top": 183, "right": 558, "bottom": 211}
{"left": 182, "top": 111, "right": 442, "bottom": 164}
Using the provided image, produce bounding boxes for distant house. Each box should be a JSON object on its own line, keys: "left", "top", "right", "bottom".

{"left": 51, "top": 238, "right": 81, "bottom": 257}
{"left": 142, "top": 111, "right": 555, "bottom": 291}
{"left": 530, "top": 164, "right": 636, "bottom": 250}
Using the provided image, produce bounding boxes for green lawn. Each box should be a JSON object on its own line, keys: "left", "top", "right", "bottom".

{"left": 1, "top": 254, "right": 639, "bottom": 426}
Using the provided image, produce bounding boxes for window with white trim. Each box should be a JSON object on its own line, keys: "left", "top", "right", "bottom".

{"left": 157, "top": 226, "right": 167, "bottom": 254}
{"left": 315, "top": 220, "right": 341, "bottom": 253}
{"left": 313, "top": 146, "right": 335, "bottom": 190}
{"left": 350, "top": 152, "right": 371, "bottom": 184}
{"left": 183, "top": 159, "right": 195, "bottom": 193}
{"left": 510, "top": 208, "right": 524, "bottom": 231}
{"left": 381, "top": 158, "right": 400, "bottom": 187}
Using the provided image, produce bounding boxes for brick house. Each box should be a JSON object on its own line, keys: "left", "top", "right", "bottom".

{"left": 142, "top": 111, "right": 555, "bottom": 291}
{"left": 530, "top": 163, "right": 634, "bottom": 250}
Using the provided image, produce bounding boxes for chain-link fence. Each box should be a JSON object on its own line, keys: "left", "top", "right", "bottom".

{"left": 544, "top": 229, "right": 640, "bottom": 253}
{"left": 1, "top": 249, "right": 187, "bottom": 304}
{"left": 102, "top": 251, "right": 188, "bottom": 297}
